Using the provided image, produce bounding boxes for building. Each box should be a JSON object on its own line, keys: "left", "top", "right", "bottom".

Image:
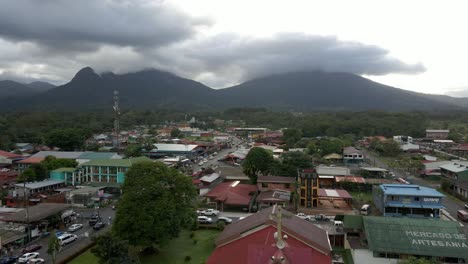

{"left": 0, "top": 150, "right": 23, "bottom": 167}
{"left": 439, "top": 161, "right": 468, "bottom": 180}
{"left": 15, "top": 157, "right": 44, "bottom": 173}
{"left": 373, "top": 184, "right": 444, "bottom": 218}
{"left": 257, "top": 176, "right": 295, "bottom": 192}
{"left": 50, "top": 168, "right": 80, "bottom": 185}
{"left": 345, "top": 216, "right": 467, "bottom": 263}
{"left": 207, "top": 206, "right": 332, "bottom": 264}
{"left": 78, "top": 157, "right": 152, "bottom": 185}
{"left": 360, "top": 167, "right": 389, "bottom": 178}
{"left": 145, "top": 143, "right": 199, "bottom": 159}
{"left": 297, "top": 169, "right": 319, "bottom": 208}
{"left": 31, "top": 151, "right": 121, "bottom": 164}
{"left": 316, "top": 166, "right": 351, "bottom": 188}
{"left": 204, "top": 181, "right": 257, "bottom": 211}
{"left": 256, "top": 189, "right": 292, "bottom": 209}
{"left": 343, "top": 146, "right": 364, "bottom": 164}
{"left": 454, "top": 181, "right": 468, "bottom": 199}
{"left": 13, "top": 179, "right": 66, "bottom": 198}
{"left": 426, "top": 129, "right": 450, "bottom": 139}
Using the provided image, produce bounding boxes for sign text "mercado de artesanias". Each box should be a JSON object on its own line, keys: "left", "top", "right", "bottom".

{"left": 406, "top": 231, "right": 467, "bottom": 248}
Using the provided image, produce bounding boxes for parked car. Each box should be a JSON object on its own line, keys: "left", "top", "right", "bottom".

{"left": 201, "top": 209, "right": 220, "bottom": 216}
{"left": 18, "top": 253, "right": 39, "bottom": 263}
{"left": 213, "top": 152, "right": 218, "bottom": 155}
{"left": 203, "top": 159, "right": 208, "bottom": 163}
{"left": 464, "top": 204, "right": 468, "bottom": 210}
{"left": 296, "top": 213, "right": 312, "bottom": 221}
{"left": 57, "top": 233, "right": 78, "bottom": 246}
{"left": 22, "top": 244, "right": 42, "bottom": 254}
{"left": 28, "top": 258, "right": 45, "bottom": 264}
{"left": 0, "top": 256, "right": 18, "bottom": 264}
{"left": 55, "top": 231, "right": 64, "bottom": 237}
{"left": 217, "top": 216, "right": 233, "bottom": 224}
{"left": 314, "top": 214, "right": 330, "bottom": 222}
{"left": 93, "top": 221, "right": 106, "bottom": 230}
{"left": 198, "top": 161, "right": 204, "bottom": 166}
{"left": 68, "top": 224, "right": 83, "bottom": 232}
{"left": 197, "top": 216, "right": 213, "bottom": 224}
{"left": 89, "top": 216, "right": 102, "bottom": 226}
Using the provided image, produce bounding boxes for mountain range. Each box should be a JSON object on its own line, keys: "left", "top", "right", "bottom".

{"left": 0, "top": 67, "right": 467, "bottom": 111}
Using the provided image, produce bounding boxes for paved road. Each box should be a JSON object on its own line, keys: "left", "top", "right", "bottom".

{"left": 363, "top": 149, "right": 466, "bottom": 223}
{"left": 13, "top": 207, "right": 115, "bottom": 264}
{"left": 192, "top": 136, "right": 244, "bottom": 172}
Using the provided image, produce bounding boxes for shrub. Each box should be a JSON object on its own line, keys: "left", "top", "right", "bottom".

{"left": 185, "top": 255, "right": 192, "bottom": 262}
{"left": 190, "top": 231, "right": 195, "bottom": 239}
{"left": 217, "top": 221, "right": 226, "bottom": 231}
{"left": 193, "top": 239, "right": 198, "bottom": 244}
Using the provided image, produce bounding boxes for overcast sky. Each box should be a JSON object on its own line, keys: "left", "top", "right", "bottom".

{"left": 0, "top": 0, "right": 467, "bottom": 96}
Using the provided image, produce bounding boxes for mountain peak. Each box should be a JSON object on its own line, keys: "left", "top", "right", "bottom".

{"left": 71, "top": 67, "right": 100, "bottom": 82}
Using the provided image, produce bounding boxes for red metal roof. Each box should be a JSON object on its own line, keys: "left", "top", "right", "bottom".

{"left": 204, "top": 182, "right": 257, "bottom": 206}
{"left": 208, "top": 207, "right": 332, "bottom": 264}
{"left": 318, "top": 189, "right": 352, "bottom": 199}
{"left": 0, "top": 150, "right": 22, "bottom": 159}
{"left": 16, "top": 157, "right": 44, "bottom": 164}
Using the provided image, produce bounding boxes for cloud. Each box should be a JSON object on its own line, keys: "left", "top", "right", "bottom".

{"left": 444, "top": 87, "right": 468, "bottom": 98}
{"left": 0, "top": 0, "right": 211, "bottom": 52}
{"left": 175, "top": 33, "right": 426, "bottom": 87}
{"left": 0, "top": 2, "right": 425, "bottom": 88}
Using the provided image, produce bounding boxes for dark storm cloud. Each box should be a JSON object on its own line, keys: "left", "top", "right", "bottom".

{"left": 179, "top": 33, "right": 426, "bottom": 86}
{"left": 0, "top": 0, "right": 211, "bottom": 51}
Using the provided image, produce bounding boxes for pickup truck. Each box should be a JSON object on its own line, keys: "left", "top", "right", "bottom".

{"left": 200, "top": 209, "right": 220, "bottom": 216}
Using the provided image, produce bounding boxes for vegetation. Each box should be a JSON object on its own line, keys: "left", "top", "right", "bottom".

{"left": 91, "top": 232, "right": 139, "bottom": 264}
{"left": 242, "top": 147, "right": 275, "bottom": 183}
{"left": 47, "top": 230, "right": 61, "bottom": 264}
{"left": 272, "top": 151, "right": 312, "bottom": 177}
{"left": 399, "top": 256, "right": 440, "bottom": 264}
{"left": 113, "top": 161, "right": 197, "bottom": 249}
{"left": 45, "top": 128, "right": 89, "bottom": 150}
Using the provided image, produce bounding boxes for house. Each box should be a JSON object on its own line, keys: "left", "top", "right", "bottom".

{"left": 203, "top": 181, "right": 257, "bottom": 211}
{"left": 426, "top": 129, "right": 450, "bottom": 139}
{"left": 393, "top": 135, "right": 413, "bottom": 144}
{"left": 344, "top": 216, "right": 467, "bottom": 263}
{"left": 454, "top": 181, "right": 468, "bottom": 199}
{"left": 199, "top": 173, "right": 221, "bottom": 186}
{"left": 0, "top": 169, "right": 20, "bottom": 185}
{"left": 0, "top": 150, "right": 23, "bottom": 167}
{"left": 78, "top": 157, "right": 152, "bottom": 185}
{"left": 372, "top": 184, "right": 444, "bottom": 218}
{"left": 13, "top": 179, "right": 66, "bottom": 198}
{"left": 439, "top": 161, "right": 468, "bottom": 180}
{"left": 297, "top": 169, "right": 319, "bottom": 208}
{"left": 14, "top": 143, "right": 34, "bottom": 153}
{"left": 207, "top": 206, "right": 332, "bottom": 264}
{"left": 257, "top": 176, "right": 295, "bottom": 192}
{"left": 256, "top": 189, "right": 292, "bottom": 209}
{"left": 323, "top": 153, "right": 342, "bottom": 161}
{"left": 343, "top": 146, "right": 364, "bottom": 164}
{"left": 360, "top": 167, "right": 388, "bottom": 178}
{"left": 15, "top": 157, "right": 44, "bottom": 173}
{"left": 316, "top": 166, "right": 351, "bottom": 187}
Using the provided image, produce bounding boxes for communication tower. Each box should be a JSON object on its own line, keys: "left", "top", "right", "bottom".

{"left": 113, "top": 90, "right": 120, "bottom": 148}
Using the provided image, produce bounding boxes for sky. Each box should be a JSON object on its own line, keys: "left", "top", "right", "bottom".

{"left": 0, "top": 0, "right": 467, "bottom": 96}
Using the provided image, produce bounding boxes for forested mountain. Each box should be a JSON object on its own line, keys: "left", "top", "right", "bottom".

{"left": 0, "top": 67, "right": 465, "bottom": 111}
{"left": 0, "top": 80, "right": 55, "bottom": 99}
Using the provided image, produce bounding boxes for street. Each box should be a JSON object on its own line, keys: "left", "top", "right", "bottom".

{"left": 13, "top": 207, "right": 115, "bottom": 264}
{"left": 363, "top": 149, "right": 466, "bottom": 224}
{"left": 192, "top": 136, "right": 244, "bottom": 172}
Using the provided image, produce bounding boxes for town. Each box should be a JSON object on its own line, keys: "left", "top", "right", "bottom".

{"left": 0, "top": 114, "right": 466, "bottom": 264}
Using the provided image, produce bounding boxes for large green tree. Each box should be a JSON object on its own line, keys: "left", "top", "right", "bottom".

{"left": 113, "top": 161, "right": 196, "bottom": 249}
{"left": 30, "top": 163, "right": 48, "bottom": 181}
{"left": 91, "top": 232, "right": 139, "bottom": 264}
{"left": 273, "top": 151, "right": 312, "bottom": 177}
{"left": 45, "top": 128, "right": 86, "bottom": 150}
{"left": 17, "top": 168, "right": 36, "bottom": 182}
{"left": 41, "top": 156, "right": 78, "bottom": 171}
{"left": 124, "top": 144, "right": 142, "bottom": 158}
{"left": 316, "top": 138, "right": 345, "bottom": 156}
{"left": 283, "top": 128, "right": 302, "bottom": 148}
{"left": 242, "top": 147, "right": 275, "bottom": 183}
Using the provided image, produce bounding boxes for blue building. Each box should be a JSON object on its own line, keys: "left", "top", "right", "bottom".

{"left": 373, "top": 184, "right": 444, "bottom": 218}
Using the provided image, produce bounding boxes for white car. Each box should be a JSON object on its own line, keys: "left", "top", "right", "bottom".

{"left": 29, "top": 258, "right": 45, "bottom": 263}
{"left": 18, "top": 252, "right": 39, "bottom": 263}
{"left": 198, "top": 161, "right": 204, "bottom": 166}
{"left": 197, "top": 216, "right": 213, "bottom": 224}
{"left": 217, "top": 216, "right": 233, "bottom": 224}
{"left": 213, "top": 152, "right": 218, "bottom": 155}
{"left": 68, "top": 223, "right": 83, "bottom": 232}
{"left": 464, "top": 204, "right": 468, "bottom": 210}
{"left": 203, "top": 159, "right": 208, "bottom": 163}
{"left": 201, "top": 209, "right": 220, "bottom": 216}
{"left": 296, "top": 213, "right": 312, "bottom": 221}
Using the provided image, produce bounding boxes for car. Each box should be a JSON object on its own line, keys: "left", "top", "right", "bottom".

{"left": 213, "top": 152, "right": 218, "bottom": 155}
{"left": 89, "top": 216, "right": 102, "bottom": 226}
{"left": 22, "top": 244, "right": 42, "bottom": 254}
{"left": 203, "top": 159, "right": 208, "bottom": 163}
{"left": 28, "top": 258, "right": 45, "bottom": 264}
{"left": 201, "top": 209, "right": 220, "bottom": 216}
{"left": 296, "top": 213, "right": 312, "bottom": 221}
{"left": 217, "top": 216, "right": 233, "bottom": 224}
{"left": 57, "top": 233, "right": 78, "bottom": 246}
{"left": 198, "top": 161, "right": 204, "bottom": 166}
{"left": 0, "top": 256, "right": 18, "bottom": 264}
{"left": 314, "top": 214, "right": 330, "bottom": 222}
{"left": 209, "top": 155, "right": 214, "bottom": 160}
{"left": 465, "top": 204, "right": 468, "bottom": 210}
{"left": 18, "top": 252, "right": 39, "bottom": 263}
{"left": 197, "top": 216, "right": 213, "bottom": 224}
{"left": 93, "top": 221, "right": 106, "bottom": 230}
{"left": 68, "top": 223, "right": 83, "bottom": 232}
{"left": 55, "top": 231, "right": 64, "bottom": 237}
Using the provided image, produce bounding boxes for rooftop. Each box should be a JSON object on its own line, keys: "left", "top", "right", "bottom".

{"left": 318, "top": 189, "right": 352, "bottom": 199}
{"left": 426, "top": 129, "right": 450, "bottom": 133}
{"left": 204, "top": 182, "right": 257, "bottom": 206}
{"left": 343, "top": 146, "right": 362, "bottom": 155}
{"left": 316, "top": 166, "right": 350, "bottom": 176}
{"left": 379, "top": 184, "right": 444, "bottom": 197}
{"left": 335, "top": 176, "right": 366, "bottom": 183}
{"left": 364, "top": 216, "right": 467, "bottom": 259}
{"left": 439, "top": 162, "right": 468, "bottom": 173}
{"left": 15, "top": 179, "right": 65, "bottom": 189}
{"left": 79, "top": 156, "right": 151, "bottom": 167}
{"left": 151, "top": 143, "right": 198, "bottom": 152}
{"left": 52, "top": 167, "right": 77, "bottom": 173}
{"left": 200, "top": 173, "right": 220, "bottom": 183}
{"left": 6, "top": 203, "right": 71, "bottom": 222}
{"left": 32, "top": 151, "right": 84, "bottom": 159}
{"left": 257, "top": 175, "right": 295, "bottom": 183}
{"left": 16, "top": 157, "right": 44, "bottom": 164}
{"left": 360, "top": 167, "right": 388, "bottom": 172}
{"left": 0, "top": 150, "right": 22, "bottom": 159}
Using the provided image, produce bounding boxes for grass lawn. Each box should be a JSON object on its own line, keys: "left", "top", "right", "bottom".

{"left": 69, "top": 229, "right": 219, "bottom": 264}
{"left": 69, "top": 249, "right": 98, "bottom": 264}
{"left": 350, "top": 191, "right": 373, "bottom": 204}
{"left": 141, "top": 229, "right": 219, "bottom": 264}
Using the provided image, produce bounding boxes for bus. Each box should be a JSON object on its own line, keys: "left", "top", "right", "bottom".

{"left": 361, "top": 204, "right": 371, "bottom": 215}
{"left": 457, "top": 210, "right": 468, "bottom": 222}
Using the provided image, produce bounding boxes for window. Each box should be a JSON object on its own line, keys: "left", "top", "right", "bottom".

{"left": 391, "top": 196, "right": 398, "bottom": 201}
{"left": 414, "top": 197, "right": 420, "bottom": 201}
{"left": 262, "top": 183, "right": 268, "bottom": 188}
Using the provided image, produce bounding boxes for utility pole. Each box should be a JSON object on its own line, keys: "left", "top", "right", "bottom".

{"left": 113, "top": 90, "right": 120, "bottom": 149}
{"left": 23, "top": 179, "right": 30, "bottom": 244}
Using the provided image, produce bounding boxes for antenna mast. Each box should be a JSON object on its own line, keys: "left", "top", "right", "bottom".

{"left": 113, "top": 90, "right": 120, "bottom": 148}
